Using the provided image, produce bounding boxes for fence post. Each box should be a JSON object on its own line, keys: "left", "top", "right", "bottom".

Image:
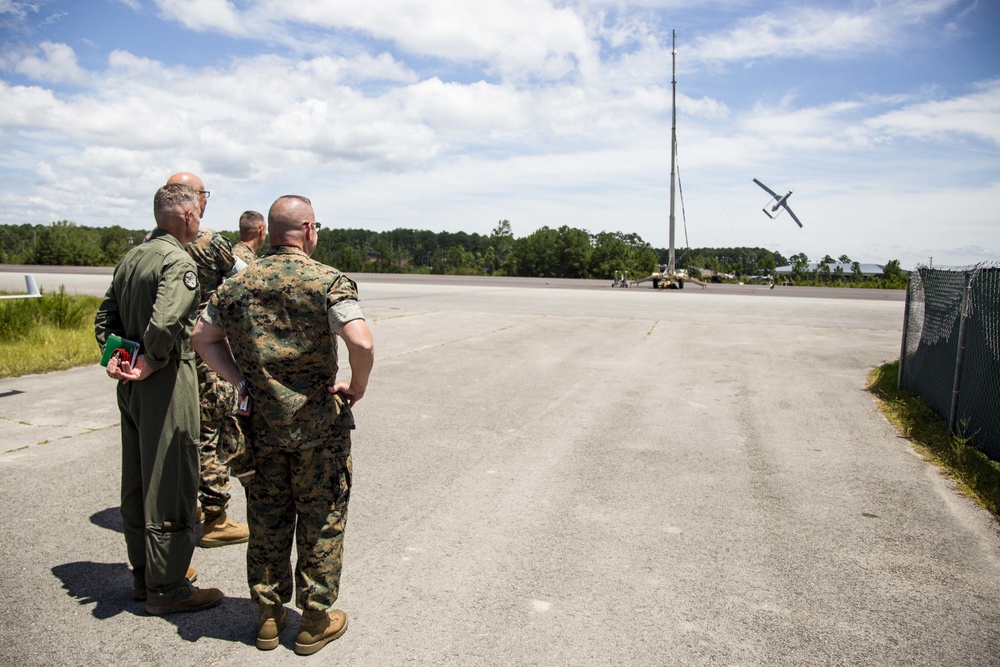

{"left": 948, "top": 272, "right": 972, "bottom": 434}
{"left": 897, "top": 272, "right": 913, "bottom": 391}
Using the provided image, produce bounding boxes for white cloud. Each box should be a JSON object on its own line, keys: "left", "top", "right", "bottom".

{"left": 0, "top": 1, "right": 36, "bottom": 18}
{"left": 691, "top": 10, "right": 879, "bottom": 65}
{"left": 741, "top": 99, "right": 869, "bottom": 151}
{"left": 395, "top": 78, "right": 526, "bottom": 146}
{"left": 688, "top": 0, "right": 961, "bottom": 65}
{"left": 1, "top": 34, "right": 994, "bottom": 255}
{"left": 154, "top": 0, "right": 245, "bottom": 34}
{"left": 0, "top": 81, "right": 63, "bottom": 126}
{"left": 152, "top": 0, "right": 596, "bottom": 80}
{"left": 13, "top": 41, "right": 87, "bottom": 83}
{"left": 0, "top": 0, "right": 996, "bottom": 269}
{"left": 864, "top": 78, "right": 1000, "bottom": 147}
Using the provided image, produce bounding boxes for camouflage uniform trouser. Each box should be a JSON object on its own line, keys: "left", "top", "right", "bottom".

{"left": 196, "top": 359, "right": 233, "bottom": 520}
{"left": 247, "top": 439, "right": 352, "bottom": 610}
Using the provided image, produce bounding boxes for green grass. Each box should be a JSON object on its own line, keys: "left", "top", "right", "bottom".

{"left": 867, "top": 361, "right": 1000, "bottom": 517}
{"left": 0, "top": 289, "right": 102, "bottom": 377}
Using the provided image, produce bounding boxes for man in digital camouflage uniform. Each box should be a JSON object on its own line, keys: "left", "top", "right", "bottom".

{"left": 166, "top": 172, "right": 251, "bottom": 548}
{"left": 233, "top": 209, "right": 267, "bottom": 264}
{"left": 95, "top": 183, "right": 224, "bottom": 615}
{"left": 191, "top": 194, "right": 374, "bottom": 656}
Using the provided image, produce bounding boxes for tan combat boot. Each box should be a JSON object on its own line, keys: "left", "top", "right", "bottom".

{"left": 132, "top": 566, "right": 198, "bottom": 601}
{"left": 145, "top": 586, "right": 224, "bottom": 615}
{"left": 294, "top": 609, "right": 348, "bottom": 656}
{"left": 256, "top": 602, "right": 287, "bottom": 651}
{"left": 199, "top": 512, "right": 249, "bottom": 548}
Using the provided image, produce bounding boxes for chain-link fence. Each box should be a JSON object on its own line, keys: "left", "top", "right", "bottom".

{"left": 898, "top": 261, "right": 1000, "bottom": 461}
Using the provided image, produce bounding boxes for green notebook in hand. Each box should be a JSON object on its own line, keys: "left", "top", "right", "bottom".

{"left": 100, "top": 334, "right": 141, "bottom": 367}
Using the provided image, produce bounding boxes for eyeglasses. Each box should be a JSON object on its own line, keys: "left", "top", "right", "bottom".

{"left": 197, "top": 190, "right": 211, "bottom": 198}
{"left": 304, "top": 222, "right": 323, "bottom": 230}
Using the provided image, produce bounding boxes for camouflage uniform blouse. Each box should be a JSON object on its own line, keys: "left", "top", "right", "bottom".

{"left": 232, "top": 241, "right": 258, "bottom": 265}
{"left": 203, "top": 246, "right": 364, "bottom": 454}
{"left": 185, "top": 229, "right": 243, "bottom": 310}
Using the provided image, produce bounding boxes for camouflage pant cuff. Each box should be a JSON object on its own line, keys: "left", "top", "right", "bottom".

{"left": 199, "top": 504, "right": 226, "bottom": 520}
{"left": 252, "top": 590, "right": 290, "bottom": 606}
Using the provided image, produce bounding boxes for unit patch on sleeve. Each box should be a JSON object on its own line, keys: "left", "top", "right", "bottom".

{"left": 183, "top": 270, "right": 197, "bottom": 290}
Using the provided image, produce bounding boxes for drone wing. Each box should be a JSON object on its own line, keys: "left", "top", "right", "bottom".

{"left": 0, "top": 274, "right": 42, "bottom": 300}
{"left": 753, "top": 178, "right": 779, "bottom": 198}
{"left": 783, "top": 204, "right": 804, "bottom": 228}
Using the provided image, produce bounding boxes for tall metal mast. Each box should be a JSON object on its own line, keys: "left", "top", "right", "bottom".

{"left": 668, "top": 29, "right": 677, "bottom": 275}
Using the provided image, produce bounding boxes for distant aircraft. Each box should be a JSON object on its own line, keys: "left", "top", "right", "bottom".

{"left": 753, "top": 178, "right": 803, "bottom": 228}
{"left": 0, "top": 274, "right": 42, "bottom": 299}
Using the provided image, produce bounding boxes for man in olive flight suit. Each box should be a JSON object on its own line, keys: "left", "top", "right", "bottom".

{"left": 95, "top": 183, "right": 223, "bottom": 615}
{"left": 233, "top": 209, "right": 267, "bottom": 264}
{"left": 166, "top": 172, "right": 250, "bottom": 548}
{"left": 191, "top": 194, "right": 374, "bottom": 655}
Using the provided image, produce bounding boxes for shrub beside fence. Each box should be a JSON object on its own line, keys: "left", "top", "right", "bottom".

{"left": 898, "top": 262, "right": 1000, "bottom": 461}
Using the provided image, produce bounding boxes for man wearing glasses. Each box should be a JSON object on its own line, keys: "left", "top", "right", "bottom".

{"left": 191, "top": 195, "right": 374, "bottom": 656}
{"left": 166, "top": 172, "right": 251, "bottom": 550}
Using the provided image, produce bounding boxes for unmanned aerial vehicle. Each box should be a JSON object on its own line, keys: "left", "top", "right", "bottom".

{"left": 753, "top": 178, "right": 803, "bottom": 228}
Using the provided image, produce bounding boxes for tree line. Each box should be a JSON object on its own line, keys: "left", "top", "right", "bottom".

{"left": 308, "top": 220, "right": 661, "bottom": 281}
{"left": 0, "top": 220, "right": 906, "bottom": 288}
{"left": 0, "top": 219, "right": 660, "bottom": 280}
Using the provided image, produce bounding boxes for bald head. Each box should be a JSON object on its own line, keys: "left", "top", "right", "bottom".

{"left": 166, "top": 172, "right": 207, "bottom": 216}
{"left": 268, "top": 195, "right": 317, "bottom": 254}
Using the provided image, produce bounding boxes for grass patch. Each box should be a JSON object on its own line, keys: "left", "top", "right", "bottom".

{"left": 0, "top": 290, "right": 102, "bottom": 377}
{"left": 867, "top": 360, "right": 1000, "bottom": 517}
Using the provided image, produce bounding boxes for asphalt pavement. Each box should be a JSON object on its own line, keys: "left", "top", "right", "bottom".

{"left": 0, "top": 271, "right": 996, "bottom": 666}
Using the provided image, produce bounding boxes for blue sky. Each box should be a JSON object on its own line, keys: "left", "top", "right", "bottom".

{"left": 1, "top": 0, "right": 998, "bottom": 268}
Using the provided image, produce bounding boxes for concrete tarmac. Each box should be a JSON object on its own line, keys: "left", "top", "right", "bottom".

{"left": 1, "top": 273, "right": 997, "bottom": 666}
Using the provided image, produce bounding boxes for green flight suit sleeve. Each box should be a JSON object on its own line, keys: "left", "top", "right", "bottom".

{"left": 94, "top": 279, "right": 122, "bottom": 352}
{"left": 143, "top": 257, "right": 199, "bottom": 372}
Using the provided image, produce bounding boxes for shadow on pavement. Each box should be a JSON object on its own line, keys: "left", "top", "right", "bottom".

{"left": 51, "top": 561, "right": 137, "bottom": 620}
{"left": 51, "top": 561, "right": 257, "bottom": 646}
{"left": 168, "top": 595, "right": 257, "bottom": 647}
{"left": 90, "top": 507, "right": 123, "bottom": 533}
